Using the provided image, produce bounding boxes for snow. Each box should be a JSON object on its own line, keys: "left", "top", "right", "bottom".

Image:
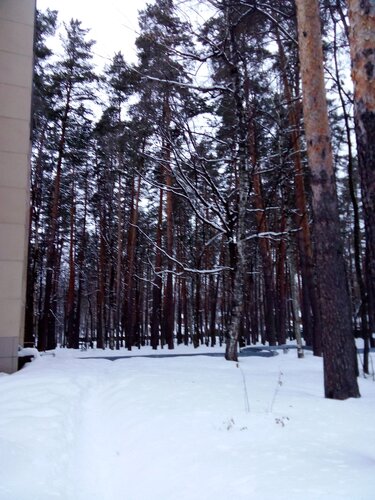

{"left": 1, "top": 345, "right": 374, "bottom": 500}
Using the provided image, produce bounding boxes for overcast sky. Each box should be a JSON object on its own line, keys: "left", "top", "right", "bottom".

{"left": 36, "top": 0, "right": 150, "bottom": 65}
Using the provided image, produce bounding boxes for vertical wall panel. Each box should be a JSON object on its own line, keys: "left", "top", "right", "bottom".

{"left": 0, "top": 0, "right": 35, "bottom": 373}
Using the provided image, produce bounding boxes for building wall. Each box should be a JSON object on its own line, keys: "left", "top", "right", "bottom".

{"left": 0, "top": 0, "right": 35, "bottom": 373}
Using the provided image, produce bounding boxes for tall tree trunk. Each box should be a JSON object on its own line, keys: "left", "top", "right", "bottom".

{"left": 125, "top": 175, "right": 141, "bottom": 349}
{"left": 288, "top": 247, "right": 305, "bottom": 358}
{"left": 74, "top": 173, "right": 89, "bottom": 349}
{"left": 150, "top": 188, "right": 163, "bottom": 349}
{"left": 97, "top": 205, "right": 106, "bottom": 349}
{"left": 347, "top": 0, "right": 375, "bottom": 344}
{"left": 114, "top": 174, "right": 124, "bottom": 349}
{"left": 39, "top": 84, "right": 72, "bottom": 351}
{"left": 276, "top": 210, "right": 287, "bottom": 345}
{"left": 66, "top": 173, "right": 76, "bottom": 348}
{"left": 225, "top": 12, "right": 249, "bottom": 362}
{"left": 209, "top": 273, "right": 220, "bottom": 347}
{"left": 25, "top": 124, "right": 48, "bottom": 347}
{"left": 330, "top": 12, "right": 370, "bottom": 370}
{"left": 296, "top": 0, "right": 360, "bottom": 399}
{"left": 276, "top": 28, "right": 322, "bottom": 355}
{"left": 163, "top": 94, "right": 175, "bottom": 350}
{"left": 182, "top": 275, "right": 189, "bottom": 345}
{"left": 252, "top": 171, "right": 277, "bottom": 345}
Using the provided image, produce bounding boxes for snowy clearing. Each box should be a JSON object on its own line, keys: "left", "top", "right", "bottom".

{"left": 1, "top": 345, "right": 374, "bottom": 500}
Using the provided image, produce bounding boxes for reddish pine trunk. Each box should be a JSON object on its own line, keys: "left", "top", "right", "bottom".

{"left": 114, "top": 175, "right": 124, "bottom": 349}
{"left": 163, "top": 96, "right": 175, "bottom": 350}
{"left": 74, "top": 176, "right": 88, "bottom": 348}
{"left": 276, "top": 28, "right": 322, "bottom": 354}
{"left": 150, "top": 188, "right": 163, "bottom": 349}
{"left": 39, "top": 86, "right": 72, "bottom": 351}
{"left": 296, "top": 0, "right": 360, "bottom": 399}
{"left": 25, "top": 125, "right": 48, "bottom": 347}
{"left": 66, "top": 176, "right": 77, "bottom": 348}
{"left": 125, "top": 175, "right": 141, "bottom": 350}
{"left": 97, "top": 207, "right": 106, "bottom": 349}
{"left": 347, "top": 0, "right": 375, "bottom": 344}
{"left": 182, "top": 277, "right": 189, "bottom": 345}
{"left": 276, "top": 210, "right": 287, "bottom": 345}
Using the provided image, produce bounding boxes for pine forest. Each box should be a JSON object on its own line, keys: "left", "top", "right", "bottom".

{"left": 27, "top": 0, "right": 375, "bottom": 400}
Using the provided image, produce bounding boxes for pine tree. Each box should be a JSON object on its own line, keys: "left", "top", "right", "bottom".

{"left": 26, "top": 9, "right": 58, "bottom": 347}
{"left": 134, "top": 0, "right": 197, "bottom": 349}
{"left": 37, "top": 18, "right": 97, "bottom": 350}
{"left": 295, "top": 0, "right": 360, "bottom": 399}
{"left": 347, "top": 0, "right": 375, "bottom": 346}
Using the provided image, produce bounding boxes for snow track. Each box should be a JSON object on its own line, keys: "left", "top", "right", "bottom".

{"left": 68, "top": 362, "right": 133, "bottom": 500}
{"left": 1, "top": 349, "right": 375, "bottom": 500}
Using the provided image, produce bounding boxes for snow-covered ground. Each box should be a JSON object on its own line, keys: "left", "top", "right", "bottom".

{"left": 0, "top": 345, "right": 374, "bottom": 500}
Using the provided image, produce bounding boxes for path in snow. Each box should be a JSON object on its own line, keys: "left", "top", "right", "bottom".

{"left": 1, "top": 350, "right": 375, "bottom": 500}
{"left": 66, "top": 358, "right": 253, "bottom": 500}
{"left": 68, "top": 361, "right": 136, "bottom": 500}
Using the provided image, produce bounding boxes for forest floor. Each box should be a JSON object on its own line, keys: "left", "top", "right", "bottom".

{"left": 0, "top": 343, "right": 374, "bottom": 500}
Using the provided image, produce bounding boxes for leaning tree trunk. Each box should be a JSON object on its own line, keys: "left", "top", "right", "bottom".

{"left": 347, "top": 0, "right": 375, "bottom": 342}
{"left": 295, "top": 0, "right": 360, "bottom": 399}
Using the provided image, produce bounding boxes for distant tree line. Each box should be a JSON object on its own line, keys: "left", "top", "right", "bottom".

{"left": 25, "top": 0, "right": 374, "bottom": 399}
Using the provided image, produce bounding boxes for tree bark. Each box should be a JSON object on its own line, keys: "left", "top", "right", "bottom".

{"left": 252, "top": 171, "right": 277, "bottom": 345}
{"left": 125, "top": 175, "right": 141, "bottom": 350}
{"left": 162, "top": 94, "right": 175, "bottom": 350}
{"left": 74, "top": 175, "right": 88, "bottom": 349}
{"left": 150, "top": 188, "right": 163, "bottom": 349}
{"left": 288, "top": 247, "right": 305, "bottom": 358}
{"left": 296, "top": 0, "right": 360, "bottom": 399}
{"left": 225, "top": 11, "right": 249, "bottom": 361}
{"left": 97, "top": 202, "right": 107, "bottom": 349}
{"left": 276, "top": 28, "right": 322, "bottom": 355}
{"left": 39, "top": 83, "right": 72, "bottom": 351}
{"left": 276, "top": 210, "right": 287, "bottom": 345}
{"left": 329, "top": 11, "right": 370, "bottom": 370}
{"left": 66, "top": 177, "right": 76, "bottom": 348}
{"left": 347, "top": 0, "right": 375, "bottom": 343}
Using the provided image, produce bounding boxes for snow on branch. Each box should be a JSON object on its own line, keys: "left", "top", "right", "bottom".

{"left": 244, "top": 230, "right": 298, "bottom": 242}
{"left": 136, "top": 71, "right": 233, "bottom": 95}
{"left": 133, "top": 223, "right": 231, "bottom": 276}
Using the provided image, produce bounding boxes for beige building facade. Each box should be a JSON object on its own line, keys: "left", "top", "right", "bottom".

{"left": 0, "top": 0, "right": 35, "bottom": 373}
